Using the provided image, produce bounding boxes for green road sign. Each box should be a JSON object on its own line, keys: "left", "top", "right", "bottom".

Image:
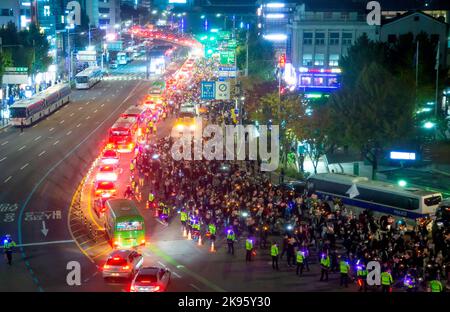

{"left": 218, "top": 31, "right": 231, "bottom": 41}
{"left": 228, "top": 39, "right": 237, "bottom": 48}
{"left": 4, "top": 67, "right": 28, "bottom": 73}
{"left": 220, "top": 50, "right": 235, "bottom": 65}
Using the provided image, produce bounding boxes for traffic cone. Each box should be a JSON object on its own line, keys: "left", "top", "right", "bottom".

{"left": 198, "top": 235, "right": 202, "bottom": 246}
{"left": 154, "top": 208, "right": 159, "bottom": 218}
{"left": 210, "top": 241, "right": 216, "bottom": 252}
{"left": 183, "top": 228, "right": 187, "bottom": 237}
{"left": 146, "top": 201, "right": 149, "bottom": 210}
{"left": 187, "top": 231, "right": 192, "bottom": 240}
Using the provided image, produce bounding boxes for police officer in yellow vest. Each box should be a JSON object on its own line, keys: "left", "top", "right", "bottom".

{"left": 3, "top": 235, "right": 16, "bottom": 265}
{"left": 208, "top": 223, "right": 216, "bottom": 242}
{"left": 339, "top": 256, "right": 350, "bottom": 287}
{"left": 180, "top": 210, "right": 188, "bottom": 228}
{"left": 271, "top": 242, "right": 279, "bottom": 270}
{"left": 429, "top": 278, "right": 443, "bottom": 292}
{"left": 227, "top": 229, "right": 236, "bottom": 255}
{"left": 381, "top": 270, "right": 394, "bottom": 293}
{"left": 320, "top": 253, "right": 331, "bottom": 281}
{"left": 296, "top": 249, "right": 305, "bottom": 276}
{"left": 245, "top": 238, "right": 253, "bottom": 263}
{"left": 148, "top": 192, "right": 155, "bottom": 208}
{"left": 356, "top": 263, "right": 368, "bottom": 292}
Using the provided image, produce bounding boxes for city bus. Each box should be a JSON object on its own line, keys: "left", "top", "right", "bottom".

{"left": 117, "top": 52, "right": 127, "bottom": 65}
{"left": 75, "top": 66, "right": 102, "bottom": 89}
{"left": 121, "top": 105, "right": 149, "bottom": 126}
{"left": 108, "top": 116, "right": 138, "bottom": 153}
{"left": 306, "top": 173, "right": 443, "bottom": 220}
{"left": 9, "top": 83, "right": 71, "bottom": 126}
{"left": 148, "top": 80, "right": 166, "bottom": 96}
{"left": 104, "top": 199, "right": 146, "bottom": 249}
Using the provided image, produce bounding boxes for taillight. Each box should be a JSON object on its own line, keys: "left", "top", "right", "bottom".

{"left": 122, "top": 266, "right": 130, "bottom": 270}
{"left": 103, "top": 265, "right": 110, "bottom": 269}
{"left": 141, "top": 239, "right": 146, "bottom": 244}
{"left": 130, "top": 285, "right": 135, "bottom": 292}
{"left": 153, "top": 286, "right": 160, "bottom": 292}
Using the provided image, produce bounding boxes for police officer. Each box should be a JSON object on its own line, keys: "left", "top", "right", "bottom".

{"left": 3, "top": 235, "right": 16, "bottom": 265}
{"left": 429, "top": 278, "right": 443, "bottom": 292}
{"left": 208, "top": 223, "right": 216, "bottom": 243}
{"left": 227, "top": 229, "right": 236, "bottom": 255}
{"left": 356, "top": 263, "right": 368, "bottom": 292}
{"left": 320, "top": 253, "right": 331, "bottom": 281}
{"left": 271, "top": 242, "right": 279, "bottom": 270}
{"left": 296, "top": 249, "right": 305, "bottom": 276}
{"left": 148, "top": 192, "right": 155, "bottom": 208}
{"left": 180, "top": 210, "right": 188, "bottom": 229}
{"left": 339, "top": 256, "right": 350, "bottom": 287}
{"left": 380, "top": 269, "right": 394, "bottom": 293}
{"left": 245, "top": 237, "right": 253, "bottom": 263}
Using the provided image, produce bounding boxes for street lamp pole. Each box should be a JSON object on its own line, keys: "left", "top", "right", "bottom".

{"left": 245, "top": 25, "right": 249, "bottom": 77}
{"left": 434, "top": 41, "right": 440, "bottom": 140}
{"left": 67, "top": 27, "right": 72, "bottom": 84}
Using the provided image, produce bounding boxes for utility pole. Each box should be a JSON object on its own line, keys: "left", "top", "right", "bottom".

{"left": 434, "top": 41, "right": 440, "bottom": 140}
{"left": 245, "top": 25, "right": 249, "bottom": 77}
{"left": 67, "top": 27, "right": 72, "bottom": 84}
{"left": 88, "top": 23, "right": 91, "bottom": 46}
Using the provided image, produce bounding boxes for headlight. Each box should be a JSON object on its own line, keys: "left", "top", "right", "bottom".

{"left": 189, "top": 124, "right": 196, "bottom": 131}
{"left": 176, "top": 124, "right": 184, "bottom": 131}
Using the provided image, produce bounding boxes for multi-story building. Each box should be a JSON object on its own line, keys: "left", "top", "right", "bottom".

{"left": 289, "top": 1, "right": 378, "bottom": 93}
{"left": 0, "top": 0, "right": 21, "bottom": 28}
{"left": 96, "top": 0, "right": 120, "bottom": 30}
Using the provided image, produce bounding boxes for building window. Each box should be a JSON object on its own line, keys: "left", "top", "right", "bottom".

{"left": 314, "top": 54, "right": 325, "bottom": 66}
{"left": 329, "top": 32, "right": 339, "bottom": 45}
{"left": 341, "top": 12, "right": 349, "bottom": 20}
{"left": 43, "top": 6, "right": 50, "bottom": 17}
{"left": 329, "top": 54, "right": 339, "bottom": 66}
{"left": 342, "top": 33, "right": 353, "bottom": 45}
{"left": 324, "top": 12, "right": 332, "bottom": 19}
{"left": 300, "top": 76, "right": 312, "bottom": 86}
{"left": 1, "top": 9, "right": 14, "bottom": 16}
{"left": 315, "top": 32, "right": 325, "bottom": 45}
{"left": 303, "top": 32, "right": 313, "bottom": 45}
{"left": 302, "top": 54, "right": 313, "bottom": 66}
{"left": 99, "top": 8, "right": 110, "bottom": 14}
{"left": 388, "top": 34, "right": 397, "bottom": 43}
{"left": 99, "top": 19, "right": 110, "bottom": 25}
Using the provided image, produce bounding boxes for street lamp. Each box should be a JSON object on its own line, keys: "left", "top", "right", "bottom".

{"left": 398, "top": 180, "right": 407, "bottom": 187}
{"left": 423, "top": 121, "right": 435, "bottom": 129}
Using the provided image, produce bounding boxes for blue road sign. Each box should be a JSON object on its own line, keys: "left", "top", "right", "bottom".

{"left": 201, "top": 81, "right": 215, "bottom": 100}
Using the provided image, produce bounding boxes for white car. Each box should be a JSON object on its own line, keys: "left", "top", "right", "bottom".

{"left": 102, "top": 250, "right": 144, "bottom": 280}
{"left": 95, "top": 165, "right": 119, "bottom": 182}
{"left": 130, "top": 267, "right": 171, "bottom": 292}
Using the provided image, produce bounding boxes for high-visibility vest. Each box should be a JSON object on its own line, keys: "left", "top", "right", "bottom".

{"left": 271, "top": 245, "right": 279, "bottom": 256}
{"left": 246, "top": 239, "right": 253, "bottom": 250}
{"left": 193, "top": 223, "right": 200, "bottom": 231}
{"left": 209, "top": 224, "right": 216, "bottom": 235}
{"left": 296, "top": 251, "right": 305, "bottom": 264}
{"left": 180, "top": 212, "right": 187, "bottom": 221}
{"left": 130, "top": 163, "right": 135, "bottom": 171}
{"left": 430, "top": 280, "right": 443, "bottom": 292}
{"left": 357, "top": 268, "right": 368, "bottom": 277}
{"left": 148, "top": 193, "right": 154, "bottom": 202}
{"left": 339, "top": 261, "right": 349, "bottom": 274}
{"left": 3, "top": 241, "right": 16, "bottom": 250}
{"left": 381, "top": 272, "right": 393, "bottom": 285}
{"left": 227, "top": 233, "right": 235, "bottom": 241}
{"left": 320, "top": 256, "right": 330, "bottom": 268}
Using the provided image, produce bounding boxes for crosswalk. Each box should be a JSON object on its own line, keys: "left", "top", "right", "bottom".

{"left": 103, "top": 73, "right": 148, "bottom": 81}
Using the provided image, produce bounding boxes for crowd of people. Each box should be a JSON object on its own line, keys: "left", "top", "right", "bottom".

{"left": 127, "top": 57, "right": 449, "bottom": 292}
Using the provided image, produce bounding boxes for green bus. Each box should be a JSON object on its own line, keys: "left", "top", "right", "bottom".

{"left": 105, "top": 199, "right": 146, "bottom": 249}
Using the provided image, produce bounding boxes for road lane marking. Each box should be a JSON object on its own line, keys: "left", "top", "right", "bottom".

{"left": 32, "top": 124, "right": 38, "bottom": 128}
{"left": 17, "top": 240, "right": 75, "bottom": 248}
{"left": 172, "top": 272, "right": 181, "bottom": 278}
{"left": 76, "top": 123, "right": 82, "bottom": 128}
{"left": 18, "top": 145, "right": 26, "bottom": 151}
{"left": 86, "top": 101, "right": 90, "bottom": 105}
{"left": 0, "top": 157, "right": 6, "bottom": 162}
{"left": 70, "top": 113, "right": 75, "bottom": 117}
{"left": 34, "top": 136, "right": 41, "bottom": 141}
{"left": 49, "top": 127, "right": 54, "bottom": 131}
{"left": 53, "top": 140, "right": 59, "bottom": 145}
{"left": 19, "top": 132, "right": 24, "bottom": 136}
{"left": 4, "top": 176, "right": 12, "bottom": 183}
{"left": 86, "top": 116, "right": 90, "bottom": 120}
{"left": 67, "top": 130, "right": 72, "bottom": 135}
{"left": 79, "top": 107, "right": 83, "bottom": 110}
{"left": 157, "top": 261, "right": 166, "bottom": 268}
{"left": 190, "top": 284, "right": 201, "bottom": 291}
{"left": 60, "top": 120, "right": 65, "bottom": 124}
{"left": 38, "top": 151, "right": 46, "bottom": 157}
{"left": 1, "top": 141, "right": 8, "bottom": 146}
{"left": 93, "top": 109, "right": 98, "bottom": 113}
{"left": 20, "top": 163, "right": 29, "bottom": 170}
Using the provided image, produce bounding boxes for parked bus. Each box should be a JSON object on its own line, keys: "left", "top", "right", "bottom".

{"left": 105, "top": 199, "right": 146, "bottom": 249}
{"left": 108, "top": 116, "right": 138, "bottom": 153}
{"left": 75, "top": 66, "right": 102, "bottom": 89}
{"left": 117, "top": 52, "right": 127, "bottom": 65}
{"left": 306, "top": 173, "right": 442, "bottom": 220}
{"left": 9, "top": 84, "right": 71, "bottom": 126}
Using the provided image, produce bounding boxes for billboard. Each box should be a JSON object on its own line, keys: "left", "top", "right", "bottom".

{"left": 168, "top": 0, "right": 187, "bottom": 3}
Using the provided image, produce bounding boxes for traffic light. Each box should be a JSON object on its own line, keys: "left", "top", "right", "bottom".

{"left": 278, "top": 54, "right": 286, "bottom": 68}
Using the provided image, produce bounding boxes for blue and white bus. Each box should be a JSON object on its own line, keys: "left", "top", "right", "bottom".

{"left": 306, "top": 173, "right": 442, "bottom": 220}
{"left": 75, "top": 66, "right": 102, "bottom": 89}
{"left": 9, "top": 84, "right": 71, "bottom": 126}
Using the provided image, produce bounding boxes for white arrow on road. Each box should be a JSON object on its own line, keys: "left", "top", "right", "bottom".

{"left": 41, "top": 221, "right": 49, "bottom": 236}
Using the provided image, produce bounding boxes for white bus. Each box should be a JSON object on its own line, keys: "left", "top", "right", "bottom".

{"left": 117, "top": 52, "right": 127, "bottom": 65}
{"left": 306, "top": 173, "right": 443, "bottom": 220}
{"left": 75, "top": 67, "right": 102, "bottom": 89}
{"left": 9, "top": 84, "right": 71, "bottom": 126}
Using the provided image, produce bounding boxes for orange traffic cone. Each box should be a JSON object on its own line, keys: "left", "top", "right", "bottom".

{"left": 154, "top": 208, "right": 159, "bottom": 218}
{"left": 187, "top": 231, "right": 192, "bottom": 240}
{"left": 198, "top": 235, "right": 202, "bottom": 246}
{"left": 210, "top": 241, "right": 216, "bottom": 252}
{"left": 146, "top": 201, "right": 149, "bottom": 210}
{"left": 183, "top": 228, "right": 187, "bottom": 237}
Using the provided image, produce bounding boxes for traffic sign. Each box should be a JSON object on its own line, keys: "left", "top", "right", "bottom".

{"left": 220, "top": 50, "right": 235, "bottom": 65}
{"left": 215, "top": 81, "right": 230, "bottom": 100}
{"left": 201, "top": 81, "right": 215, "bottom": 100}
{"left": 4, "top": 67, "right": 28, "bottom": 73}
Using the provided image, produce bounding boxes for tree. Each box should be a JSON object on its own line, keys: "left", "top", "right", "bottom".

{"left": 328, "top": 62, "right": 415, "bottom": 179}
{"left": 18, "top": 23, "right": 52, "bottom": 75}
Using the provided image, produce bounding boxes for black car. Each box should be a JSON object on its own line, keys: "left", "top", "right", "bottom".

{"left": 278, "top": 181, "right": 306, "bottom": 197}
